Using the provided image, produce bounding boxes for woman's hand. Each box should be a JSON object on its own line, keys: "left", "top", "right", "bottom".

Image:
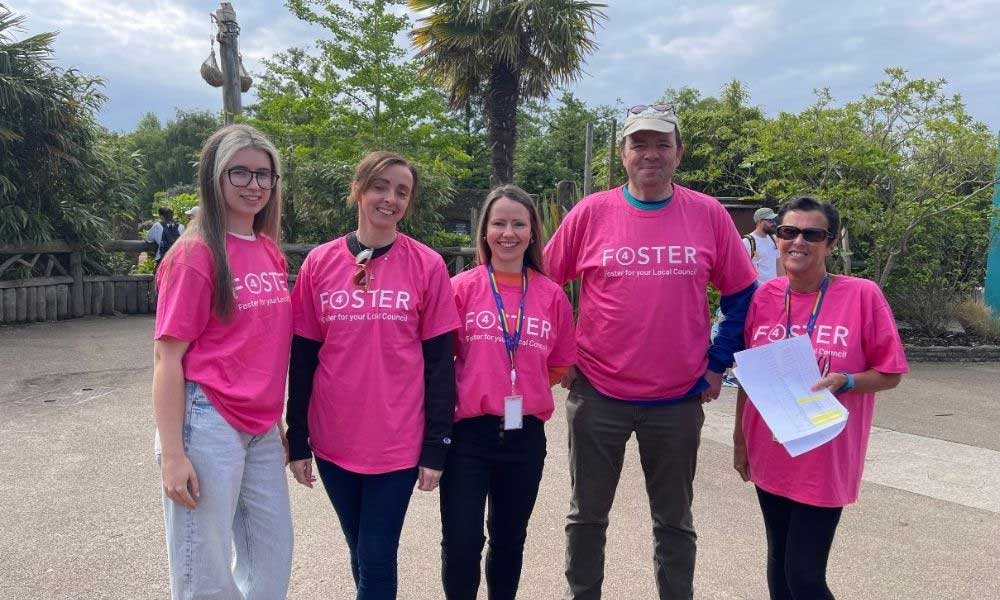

{"left": 733, "top": 435, "right": 751, "bottom": 482}
{"left": 811, "top": 373, "right": 848, "bottom": 394}
{"left": 289, "top": 458, "right": 316, "bottom": 488}
{"left": 417, "top": 467, "right": 442, "bottom": 492}
{"left": 161, "top": 453, "right": 200, "bottom": 509}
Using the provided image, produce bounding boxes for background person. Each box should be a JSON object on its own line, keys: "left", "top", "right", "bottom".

{"left": 441, "top": 184, "right": 576, "bottom": 600}
{"left": 152, "top": 124, "right": 293, "bottom": 599}
{"left": 743, "top": 207, "right": 782, "bottom": 285}
{"left": 545, "top": 103, "right": 758, "bottom": 600}
{"left": 715, "top": 206, "right": 784, "bottom": 386}
{"left": 287, "top": 151, "right": 461, "bottom": 600}
{"left": 146, "top": 206, "right": 184, "bottom": 267}
{"left": 733, "top": 195, "right": 908, "bottom": 600}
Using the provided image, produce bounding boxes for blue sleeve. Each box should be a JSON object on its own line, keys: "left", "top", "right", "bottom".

{"left": 707, "top": 282, "right": 757, "bottom": 373}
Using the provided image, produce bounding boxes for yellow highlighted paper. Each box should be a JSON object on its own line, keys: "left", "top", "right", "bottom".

{"left": 797, "top": 393, "right": 826, "bottom": 405}
{"left": 810, "top": 410, "right": 845, "bottom": 426}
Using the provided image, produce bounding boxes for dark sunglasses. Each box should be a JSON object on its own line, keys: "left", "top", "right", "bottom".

{"left": 353, "top": 249, "right": 373, "bottom": 290}
{"left": 627, "top": 103, "right": 675, "bottom": 116}
{"left": 775, "top": 225, "right": 834, "bottom": 243}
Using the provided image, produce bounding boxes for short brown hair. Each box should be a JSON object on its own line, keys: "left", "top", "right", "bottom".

{"left": 348, "top": 151, "right": 420, "bottom": 218}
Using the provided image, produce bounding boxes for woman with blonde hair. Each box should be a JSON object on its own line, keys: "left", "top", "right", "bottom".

{"left": 441, "top": 184, "right": 576, "bottom": 599}
{"left": 152, "top": 123, "right": 294, "bottom": 599}
{"left": 288, "top": 151, "right": 460, "bottom": 599}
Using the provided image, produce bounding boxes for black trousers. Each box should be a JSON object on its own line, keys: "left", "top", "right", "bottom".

{"left": 756, "top": 486, "right": 843, "bottom": 600}
{"left": 439, "top": 415, "right": 546, "bottom": 600}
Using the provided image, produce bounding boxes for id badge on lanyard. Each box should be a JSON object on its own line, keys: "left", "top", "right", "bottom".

{"left": 489, "top": 264, "right": 527, "bottom": 430}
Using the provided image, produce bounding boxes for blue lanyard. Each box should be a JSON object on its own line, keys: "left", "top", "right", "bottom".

{"left": 486, "top": 264, "right": 528, "bottom": 378}
{"left": 784, "top": 274, "right": 830, "bottom": 339}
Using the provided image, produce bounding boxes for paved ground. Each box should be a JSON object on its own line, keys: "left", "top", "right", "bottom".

{"left": 1, "top": 315, "right": 998, "bottom": 599}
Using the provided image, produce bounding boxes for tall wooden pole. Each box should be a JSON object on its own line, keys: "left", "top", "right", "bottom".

{"left": 583, "top": 122, "right": 594, "bottom": 196}
{"left": 215, "top": 2, "right": 241, "bottom": 124}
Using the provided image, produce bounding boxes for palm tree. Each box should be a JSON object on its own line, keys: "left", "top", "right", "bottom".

{"left": 0, "top": 5, "right": 139, "bottom": 246}
{"left": 409, "top": 0, "right": 606, "bottom": 185}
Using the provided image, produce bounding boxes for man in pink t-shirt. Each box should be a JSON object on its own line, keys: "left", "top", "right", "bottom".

{"left": 545, "top": 104, "right": 757, "bottom": 600}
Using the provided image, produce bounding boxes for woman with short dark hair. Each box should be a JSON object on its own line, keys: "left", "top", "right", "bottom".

{"left": 733, "top": 196, "right": 908, "bottom": 600}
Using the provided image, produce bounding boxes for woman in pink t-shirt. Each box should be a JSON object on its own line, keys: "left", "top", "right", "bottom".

{"left": 287, "top": 151, "right": 461, "bottom": 599}
{"left": 441, "top": 184, "right": 576, "bottom": 600}
{"left": 732, "top": 196, "right": 908, "bottom": 600}
{"left": 152, "top": 124, "right": 293, "bottom": 599}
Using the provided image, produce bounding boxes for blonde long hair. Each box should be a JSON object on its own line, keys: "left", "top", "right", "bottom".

{"left": 174, "top": 124, "right": 283, "bottom": 318}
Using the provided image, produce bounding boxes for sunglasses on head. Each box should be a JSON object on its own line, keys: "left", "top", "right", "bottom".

{"left": 627, "top": 103, "right": 675, "bottom": 117}
{"left": 775, "top": 225, "right": 834, "bottom": 243}
{"left": 353, "top": 248, "right": 373, "bottom": 290}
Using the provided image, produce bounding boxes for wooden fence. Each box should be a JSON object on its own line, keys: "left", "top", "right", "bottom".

{"left": 0, "top": 241, "right": 475, "bottom": 324}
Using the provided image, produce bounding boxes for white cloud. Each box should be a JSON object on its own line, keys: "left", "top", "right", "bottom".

{"left": 646, "top": 3, "right": 776, "bottom": 67}
{"left": 905, "top": 0, "right": 1000, "bottom": 43}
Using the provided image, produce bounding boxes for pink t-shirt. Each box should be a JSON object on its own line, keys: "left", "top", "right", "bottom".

{"left": 544, "top": 184, "right": 757, "bottom": 400}
{"left": 292, "top": 234, "right": 461, "bottom": 474}
{"left": 741, "top": 275, "right": 909, "bottom": 507}
{"left": 154, "top": 234, "right": 292, "bottom": 435}
{"left": 452, "top": 266, "right": 577, "bottom": 421}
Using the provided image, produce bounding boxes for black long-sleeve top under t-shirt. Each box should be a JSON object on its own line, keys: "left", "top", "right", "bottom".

{"left": 285, "top": 232, "right": 457, "bottom": 471}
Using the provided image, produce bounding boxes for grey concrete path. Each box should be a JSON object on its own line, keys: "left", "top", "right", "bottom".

{"left": 1, "top": 316, "right": 998, "bottom": 599}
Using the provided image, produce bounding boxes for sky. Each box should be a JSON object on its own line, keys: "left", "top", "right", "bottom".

{"left": 11, "top": 0, "right": 1000, "bottom": 134}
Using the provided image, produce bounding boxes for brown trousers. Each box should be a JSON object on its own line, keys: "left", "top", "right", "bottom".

{"left": 564, "top": 374, "right": 705, "bottom": 600}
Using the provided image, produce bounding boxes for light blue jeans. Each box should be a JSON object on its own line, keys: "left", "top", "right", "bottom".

{"left": 157, "top": 382, "right": 293, "bottom": 600}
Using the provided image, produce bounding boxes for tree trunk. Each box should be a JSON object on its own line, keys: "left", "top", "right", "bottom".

{"left": 485, "top": 61, "right": 520, "bottom": 186}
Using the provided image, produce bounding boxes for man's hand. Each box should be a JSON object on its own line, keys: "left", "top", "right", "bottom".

{"left": 560, "top": 365, "right": 578, "bottom": 390}
{"left": 701, "top": 370, "right": 723, "bottom": 403}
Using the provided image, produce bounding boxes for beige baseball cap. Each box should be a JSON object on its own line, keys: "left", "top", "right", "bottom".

{"left": 621, "top": 105, "right": 680, "bottom": 139}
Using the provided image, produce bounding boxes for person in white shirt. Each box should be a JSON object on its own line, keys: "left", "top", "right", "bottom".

{"left": 743, "top": 207, "right": 783, "bottom": 284}
{"left": 715, "top": 207, "right": 783, "bottom": 387}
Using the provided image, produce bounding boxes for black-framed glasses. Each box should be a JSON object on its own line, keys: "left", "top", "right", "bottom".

{"left": 627, "top": 103, "right": 675, "bottom": 116}
{"left": 225, "top": 168, "right": 279, "bottom": 190}
{"left": 775, "top": 225, "right": 834, "bottom": 243}
{"left": 353, "top": 248, "right": 373, "bottom": 290}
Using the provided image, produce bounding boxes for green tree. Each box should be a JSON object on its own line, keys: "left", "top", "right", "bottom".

{"left": 514, "top": 91, "right": 615, "bottom": 196}
{"left": 248, "top": 0, "right": 471, "bottom": 242}
{"left": 750, "top": 68, "right": 997, "bottom": 296}
{"left": 664, "top": 80, "right": 766, "bottom": 198}
{"left": 0, "top": 6, "right": 142, "bottom": 246}
{"left": 409, "top": 0, "right": 606, "bottom": 185}
{"left": 125, "top": 110, "right": 220, "bottom": 216}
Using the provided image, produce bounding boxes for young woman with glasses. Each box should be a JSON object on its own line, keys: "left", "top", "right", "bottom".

{"left": 152, "top": 124, "right": 293, "bottom": 599}
{"left": 732, "top": 196, "right": 908, "bottom": 600}
{"left": 287, "top": 151, "right": 460, "bottom": 600}
{"left": 441, "top": 184, "right": 576, "bottom": 600}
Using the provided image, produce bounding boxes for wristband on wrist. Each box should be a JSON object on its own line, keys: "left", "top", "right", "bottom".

{"left": 837, "top": 372, "right": 855, "bottom": 393}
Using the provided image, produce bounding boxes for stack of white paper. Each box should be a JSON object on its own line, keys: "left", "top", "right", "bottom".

{"left": 733, "top": 335, "right": 848, "bottom": 457}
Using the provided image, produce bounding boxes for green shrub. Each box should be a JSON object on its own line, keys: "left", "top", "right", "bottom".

{"left": 427, "top": 230, "right": 471, "bottom": 248}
